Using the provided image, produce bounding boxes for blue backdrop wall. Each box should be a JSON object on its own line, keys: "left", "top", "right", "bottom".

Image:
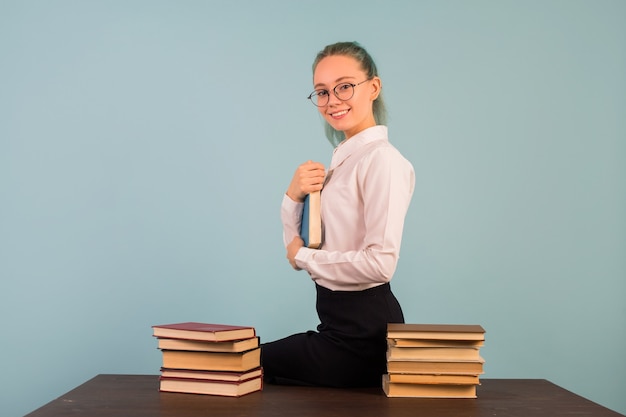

{"left": 1, "top": 1, "right": 625, "bottom": 416}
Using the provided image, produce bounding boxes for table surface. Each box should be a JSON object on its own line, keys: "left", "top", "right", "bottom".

{"left": 24, "top": 374, "right": 624, "bottom": 417}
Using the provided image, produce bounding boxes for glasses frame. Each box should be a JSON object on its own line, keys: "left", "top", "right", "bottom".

{"left": 307, "top": 78, "right": 372, "bottom": 107}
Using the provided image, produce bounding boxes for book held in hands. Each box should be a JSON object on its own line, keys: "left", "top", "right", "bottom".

{"left": 300, "top": 191, "right": 322, "bottom": 249}
{"left": 153, "top": 322, "right": 262, "bottom": 397}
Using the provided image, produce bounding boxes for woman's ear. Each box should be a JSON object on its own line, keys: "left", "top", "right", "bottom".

{"left": 370, "top": 76, "right": 382, "bottom": 101}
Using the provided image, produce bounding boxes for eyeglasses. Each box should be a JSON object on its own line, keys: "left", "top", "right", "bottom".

{"left": 307, "top": 79, "right": 371, "bottom": 107}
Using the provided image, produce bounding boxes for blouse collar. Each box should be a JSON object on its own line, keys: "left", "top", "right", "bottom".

{"left": 330, "top": 125, "right": 388, "bottom": 170}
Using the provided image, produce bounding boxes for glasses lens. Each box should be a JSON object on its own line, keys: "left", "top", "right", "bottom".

{"left": 309, "top": 90, "right": 328, "bottom": 107}
{"left": 334, "top": 83, "right": 354, "bottom": 100}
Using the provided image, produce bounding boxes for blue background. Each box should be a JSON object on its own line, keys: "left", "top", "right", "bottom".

{"left": 1, "top": 1, "right": 625, "bottom": 416}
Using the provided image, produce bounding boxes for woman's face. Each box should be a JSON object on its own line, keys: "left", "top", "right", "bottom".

{"left": 313, "top": 55, "right": 380, "bottom": 140}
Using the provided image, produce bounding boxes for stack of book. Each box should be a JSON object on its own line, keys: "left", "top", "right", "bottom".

{"left": 152, "top": 322, "right": 262, "bottom": 397}
{"left": 383, "top": 323, "right": 485, "bottom": 398}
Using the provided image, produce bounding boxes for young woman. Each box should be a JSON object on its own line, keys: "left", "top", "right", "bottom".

{"left": 262, "top": 41, "right": 415, "bottom": 388}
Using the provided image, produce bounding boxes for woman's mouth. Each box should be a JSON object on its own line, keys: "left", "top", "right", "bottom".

{"left": 330, "top": 109, "right": 349, "bottom": 119}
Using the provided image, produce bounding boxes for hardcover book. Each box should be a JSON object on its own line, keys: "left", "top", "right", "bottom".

{"left": 157, "top": 337, "right": 259, "bottom": 353}
{"left": 388, "top": 338, "right": 484, "bottom": 348}
{"left": 161, "top": 348, "right": 261, "bottom": 372}
{"left": 160, "top": 367, "right": 263, "bottom": 382}
{"left": 387, "top": 346, "right": 481, "bottom": 361}
{"left": 382, "top": 374, "right": 477, "bottom": 398}
{"left": 387, "top": 324, "right": 485, "bottom": 341}
{"left": 300, "top": 191, "right": 321, "bottom": 249}
{"left": 152, "top": 322, "right": 256, "bottom": 342}
{"left": 386, "top": 373, "right": 480, "bottom": 385}
{"left": 160, "top": 375, "right": 262, "bottom": 397}
{"left": 386, "top": 358, "right": 485, "bottom": 374}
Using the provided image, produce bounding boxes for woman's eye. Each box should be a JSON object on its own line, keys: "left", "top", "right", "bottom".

{"left": 337, "top": 83, "right": 352, "bottom": 91}
{"left": 317, "top": 90, "right": 329, "bottom": 97}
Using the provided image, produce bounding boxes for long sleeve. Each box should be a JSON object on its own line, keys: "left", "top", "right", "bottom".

{"left": 289, "top": 126, "right": 415, "bottom": 291}
{"left": 281, "top": 194, "right": 304, "bottom": 247}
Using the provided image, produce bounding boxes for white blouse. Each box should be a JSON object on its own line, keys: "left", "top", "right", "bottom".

{"left": 281, "top": 125, "right": 415, "bottom": 291}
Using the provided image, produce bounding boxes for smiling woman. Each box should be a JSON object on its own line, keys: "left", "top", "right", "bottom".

{"left": 310, "top": 55, "right": 380, "bottom": 140}
{"left": 261, "top": 41, "right": 415, "bottom": 388}
{"left": 4, "top": 2, "right": 626, "bottom": 415}
{"left": 309, "top": 42, "right": 388, "bottom": 147}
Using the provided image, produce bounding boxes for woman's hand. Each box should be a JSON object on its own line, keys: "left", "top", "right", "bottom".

{"left": 286, "top": 236, "right": 304, "bottom": 270}
{"left": 286, "top": 160, "right": 326, "bottom": 202}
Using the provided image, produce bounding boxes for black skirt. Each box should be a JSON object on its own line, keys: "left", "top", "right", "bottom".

{"left": 262, "top": 283, "right": 404, "bottom": 388}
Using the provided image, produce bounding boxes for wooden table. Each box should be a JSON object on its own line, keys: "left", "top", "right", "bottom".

{"left": 24, "top": 374, "right": 624, "bottom": 417}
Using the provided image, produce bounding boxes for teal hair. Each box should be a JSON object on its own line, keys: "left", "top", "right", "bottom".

{"left": 312, "top": 41, "right": 388, "bottom": 146}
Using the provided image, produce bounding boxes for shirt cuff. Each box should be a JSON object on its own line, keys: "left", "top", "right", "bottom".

{"left": 295, "top": 246, "right": 315, "bottom": 271}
